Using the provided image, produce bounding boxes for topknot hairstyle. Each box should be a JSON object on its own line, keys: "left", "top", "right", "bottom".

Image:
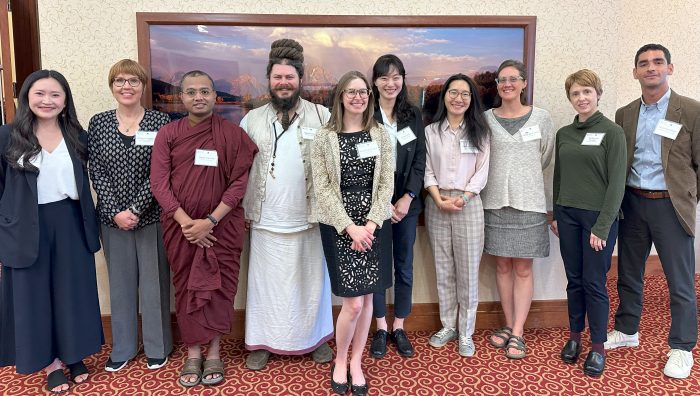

{"left": 266, "top": 38, "right": 305, "bottom": 78}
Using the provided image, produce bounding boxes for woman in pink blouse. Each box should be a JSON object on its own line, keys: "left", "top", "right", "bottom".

{"left": 424, "top": 73, "right": 490, "bottom": 358}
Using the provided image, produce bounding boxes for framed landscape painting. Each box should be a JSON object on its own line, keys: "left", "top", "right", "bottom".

{"left": 137, "top": 14, "right": 536, "bottom": 124}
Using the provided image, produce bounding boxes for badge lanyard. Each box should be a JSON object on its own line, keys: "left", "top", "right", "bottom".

{"left": 269, "top": 113, "right": 298, "bottom": 179}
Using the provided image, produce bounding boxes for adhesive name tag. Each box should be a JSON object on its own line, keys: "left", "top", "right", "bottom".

{"left": 301, "top": 127, "right": 318, "bottom": 140}
{"left": 460, "top": 139, "right": 479, "bottom": 154}
{"left": 581, "top": 133, "right": 605, "bottom": 146}
{"left": 396, "top": 127, "right": 417, "bottom": 145}
{"left": 519, "top": 125, "right": 542, "bottom": 142}
{"left": 356, "top": 141, "right": 380, "bottom": 159}
{"left": 135, "top": 131, "right": 157, "bottom": 146}
{"left": 194, "top": 149, "right": 218, "bottom": 167}
{"left": 653, "top": 119, "right": 682, "bottom": 140}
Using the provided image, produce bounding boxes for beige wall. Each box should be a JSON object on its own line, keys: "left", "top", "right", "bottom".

{"left": 36, "top": 1, "right": 700, "bottom": 314}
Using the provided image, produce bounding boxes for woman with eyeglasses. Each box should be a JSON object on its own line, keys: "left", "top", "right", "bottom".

{"left": 87, "top": 59, "right": 172, "bottom": 373}
{"left": 424, "top": 73, "right": 490, "bottom": 358}
{"left": 0, "top": 70, "right": 103, "bottom": 394}
{"left": 311, "top": 71, "right": 394, "bottom": 396}
{"left": 553, "top": 69, "right": 626, "bottom": 377}
{"left": 480, "top": 60, "right": 555, "bottom": 359}
{"left": 368, "top": 54, "right": 426, "bottom": 359}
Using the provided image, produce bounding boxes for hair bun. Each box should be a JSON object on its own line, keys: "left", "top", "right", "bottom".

{"left": 269, "top": 38, "right": 304, "bottom": 62}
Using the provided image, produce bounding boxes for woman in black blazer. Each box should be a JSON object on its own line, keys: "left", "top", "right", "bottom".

{"left": 369, "top": 54, "right": 427, "bottom": 359}
{"left": 0, "top": 70, "right": 103, "bottom": 394}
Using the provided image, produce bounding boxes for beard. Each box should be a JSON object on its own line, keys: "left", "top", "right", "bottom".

{"left": 269, "top": 84, "right": 301, "bottom": 112}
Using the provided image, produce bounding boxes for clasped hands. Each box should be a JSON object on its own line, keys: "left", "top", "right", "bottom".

{"left": 436, "top": 192, "right": 472, "bottom": 212}
{"left": 346, "top": 222, "right": 377, "bottom": 253}
{"left": 181, "top": 218, "right": 218, "bottom": 248}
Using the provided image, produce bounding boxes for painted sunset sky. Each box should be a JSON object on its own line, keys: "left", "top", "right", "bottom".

{"left": 149, "top": 24, "right": 524, "bottom": 97}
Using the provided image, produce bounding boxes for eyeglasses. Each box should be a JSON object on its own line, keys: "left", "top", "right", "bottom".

{"left": 343, "top": 89, "right": 371, "bottom": 98}
{"left": 447, "top": 89, "right": 472, "bottom": 99}
{"left": 182, "top": 88, "right": 213, "bottom": 98}
{"left": 495, "top": 76, "right": 524, "bottom": 85}
{"left": 113, "top": 77, "right": 142, "bottom": 87}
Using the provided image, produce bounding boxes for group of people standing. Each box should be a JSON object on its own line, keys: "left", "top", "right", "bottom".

{"left": 0, "top": 39, "right": 697, "bottom": 395}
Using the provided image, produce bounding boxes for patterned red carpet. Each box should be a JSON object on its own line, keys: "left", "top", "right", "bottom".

{"left": 1, "top": 274, "right": 699, "bottom": 395}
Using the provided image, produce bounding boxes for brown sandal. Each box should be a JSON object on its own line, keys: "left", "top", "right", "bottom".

{"left": 488, "top": 326, "right": 512, "bottom": 348}
{"left": 505, "top": 335, "right": 527, "bottom": 359}
{"left": 178, "top": 357, "right": 203, "bottom": 388}
{"left": 201, "top": 358, "right": 225, "bottom": 386}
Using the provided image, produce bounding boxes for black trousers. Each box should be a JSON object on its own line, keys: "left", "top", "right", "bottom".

{"left": 373, "top": 213, "right": 418, "bottom": 319}
{"left": 556, "top": 205, "right": 617, "bottom": 344}
{"left": 0, "top": 199, "right": 103, "bottom": 374}
{"left": 614, "top": 189, "right": 698, "bottom": 351}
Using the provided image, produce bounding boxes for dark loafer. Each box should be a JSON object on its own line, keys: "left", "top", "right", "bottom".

{"left": 330, "top": 364, "right": 349, "bottom": 395}
{"left": 560, "top": 340, "right": 581, "bottom": 364}
{"left": 391, "top": 329, "right": 415, "bottom": 357}
{"left": 370, "top": 329, "right": 388, "bottom": 358}
{"left": 583, "top": 351, "right": 605, "bottom": 377}
{"left": 351, "top": 383, "right": 369, "bottom": 396}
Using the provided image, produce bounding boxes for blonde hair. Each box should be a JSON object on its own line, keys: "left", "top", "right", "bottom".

{"left": 565, "top": 69, "right": 603, "bottom": 99}
{"left": 326, "top": 71, "right": 377, "bottom": 133}
{"left": 108, "top": 59, "right": 149, "bottom": 88}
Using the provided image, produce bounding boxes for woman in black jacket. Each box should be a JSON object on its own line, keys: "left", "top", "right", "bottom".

{"left": 369, "top": 54, "right": 427, "bottom": 359}
{"left": 0, "top": 70, "right": 103, "bottom": 394}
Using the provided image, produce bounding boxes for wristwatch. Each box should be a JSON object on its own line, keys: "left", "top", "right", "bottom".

{"left": 207, "top": 214, "right": 219, "bottom": 226}
{"left": 462, "top": 193, "right": 471, "bottom": 204}
{"left": 128, "top": 205, "right": 141, "bottom": 216}
{"left": 407, "top": 191, "right": 416, "bottom": 199}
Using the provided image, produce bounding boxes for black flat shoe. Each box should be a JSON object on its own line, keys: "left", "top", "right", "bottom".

{"left": 67, "top": 360, "right": 89, "bottom": 384}
{"left": 560, "top": 340, "right": 581, "bottom": 364}
{"left": 370, "top": 329, "right": 388, "bottom": 358}
{"left": 351, "top": 383, "right": 369, "bottom": 396}
{"left": 46, "top": 369, "right": 69, "bottom": 394}
{"left": 583, "top": 351, "right": 605, "bottom": 377}
{"left": 391, "top": 329, "right": 415, "bottom": 357}
{"left": 330, "top": 364, "right": 349, "bottom": 395}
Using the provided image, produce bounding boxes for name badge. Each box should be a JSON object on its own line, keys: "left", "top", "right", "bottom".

{"left": 396, "top": 127, "right": 417, "bottom": 145}
{"left": 194, "top": 149, "right": 218, "bottom": 167}
{"left": 356, "top": 141, "right": 380, "bottom": 159}
{"left": 653, "top": 119, "right": 682, "bottom": 140}
{"left": 301, "top": 127, "right": 318, "bottom": 140}
{"left": 581, "top": 133, "right": 605, "bottom": 146}
{"left": 519, "top": 125, "right": 542, "bottom": 142}
{"left": 135, "top": 131, "right": 157, "bottom": 146}
{"left": 460, "top": 139, "right": 479, "bottom": 154}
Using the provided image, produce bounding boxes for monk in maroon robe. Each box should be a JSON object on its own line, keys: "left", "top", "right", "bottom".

{"left": 150, "top": 70, "right": 257, "bottom": 387}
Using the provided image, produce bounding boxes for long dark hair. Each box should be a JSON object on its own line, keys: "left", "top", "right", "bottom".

{"left": 371, "top": 54, "right": 415, "bottom": 124}
{"left": 5, "top": 70, "right": 86, "bottom": 172}
{"left": 433, "top": 73, "right": 490, "bottom": 152}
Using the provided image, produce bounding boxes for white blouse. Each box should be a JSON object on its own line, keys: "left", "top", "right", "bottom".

{"left": 31, "top": 139, "right": 79, "bottom": 204}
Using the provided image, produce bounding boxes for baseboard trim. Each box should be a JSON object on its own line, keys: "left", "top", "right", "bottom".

{"left": 100, "top": 300, "right": 568, "bottom": 344}
{"left": 101, "top": 255, "right": 663, "bottom": 344}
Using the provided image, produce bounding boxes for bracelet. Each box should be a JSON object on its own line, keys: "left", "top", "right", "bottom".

{"left": 462, "top": 193, "right": 471, "bottom": 204}
{"left": 128, "top": 205, "right": 141, "bottom": 216}
{"left": 207, "top": 214, "right": 219, "bottom": 226}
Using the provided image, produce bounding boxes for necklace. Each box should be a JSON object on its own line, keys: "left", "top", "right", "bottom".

{"left": 269, "top": 113, "right": 298, "bottom": 179}
{"left": 116, "top": 108, "right": 144, "bottom": 134}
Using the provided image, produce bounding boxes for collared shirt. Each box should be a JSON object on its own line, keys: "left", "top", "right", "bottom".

{"left": 379, "top": 107, "right": 398, "bottom": 163}
{"left": 627, "top": 88, "right": 671, "bottom": 190}
{"left": 423, "top": 120, "right": 490, "bottom": 193}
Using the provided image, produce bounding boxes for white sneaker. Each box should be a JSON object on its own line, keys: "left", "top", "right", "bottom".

{"left": 458, "top": 335, "right": 475, "bottom": 357}
{"left": 663, "top": 349, "right": 694, "bottom": 379}
{"left": 604, "top": 330, "right": 639, "bottom": 350}
{"left": 429, "top": 327, "right": 457, "bottom": 348}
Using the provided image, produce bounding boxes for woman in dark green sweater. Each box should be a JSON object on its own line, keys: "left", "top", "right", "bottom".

{"left": 551, "top": 69, "right": 626, "bottom": 378}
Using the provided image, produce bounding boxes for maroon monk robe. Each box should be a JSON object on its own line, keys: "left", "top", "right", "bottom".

{"left": 150, "top": 114, "right": 258, "bottom": 345}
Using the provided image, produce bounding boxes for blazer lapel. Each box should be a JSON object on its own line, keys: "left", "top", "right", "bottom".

{"left": 64, "top": 133, "right": 84, "bottom": 195}
{"left": 24, "top": 170, "right": 38, "bottom": 199}
{"left": 624, "top": 100, "right": 641, "bottom": 171}
{"left": 661, "top": 90, "right": 682, "bottom": 170}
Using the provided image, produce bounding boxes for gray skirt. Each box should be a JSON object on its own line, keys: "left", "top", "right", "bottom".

{"left": 484, "top": 206, "right": 549, "bottom": 258}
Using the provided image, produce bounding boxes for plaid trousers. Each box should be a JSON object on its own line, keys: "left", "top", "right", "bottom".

{"left": 425, "top": 191, "right": 484, "bottom": 337}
